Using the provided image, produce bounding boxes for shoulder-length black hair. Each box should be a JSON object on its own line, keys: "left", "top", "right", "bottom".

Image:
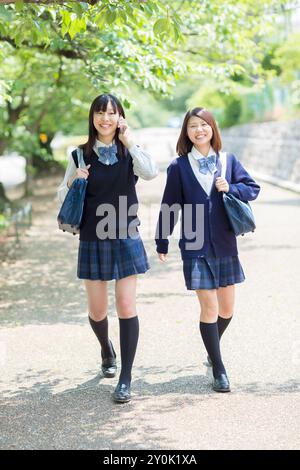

{"left": 176, "top": 107, "right": 222, "bottom": 156}
{"left": 80, "top": 93, "right": 126, "bottom": 160}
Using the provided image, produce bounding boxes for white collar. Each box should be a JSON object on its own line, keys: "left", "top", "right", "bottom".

{"left": 95, "top": 138, "right": 115, "bottom": 148}
{"left": 190, "top": 145, "right": 216, "bottom": 160}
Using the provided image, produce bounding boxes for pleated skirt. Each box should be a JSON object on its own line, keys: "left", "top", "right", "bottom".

{"left": 183, "top": 244, "right": 245, "bottom": 290}
{"left": 77, "top": 236, "right": 150, "bottom": 281}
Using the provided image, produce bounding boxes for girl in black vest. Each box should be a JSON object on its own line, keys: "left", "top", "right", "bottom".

{"left": 58, "top": 94, "right": 158, "bottom": 403}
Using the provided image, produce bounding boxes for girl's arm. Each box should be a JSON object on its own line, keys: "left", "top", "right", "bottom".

{"left": 228, "top": 154, "right": 261, "bottom": 202}
{"left": 155, "top": 161, "right": 182, "bottom": 255}
{"left": 128, "top": 144, "right": 159, "bottom": 180}
{"left": 57, "top": 153, "right": 77, "bottom": 204}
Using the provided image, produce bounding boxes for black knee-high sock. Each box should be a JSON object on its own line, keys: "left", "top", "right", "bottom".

{"left": 218, "top": 315, "right": 233, "bottom": 340}
{"left": 88, "top": 316, "right": 114, "bottom": 358}
{"left": 200, "top": 322, "right": 226, "bottom": 378}
{"left": 119, "top": 316, "right": 139, "bottom": 387}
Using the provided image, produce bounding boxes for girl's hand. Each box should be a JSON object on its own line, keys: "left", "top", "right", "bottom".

{"left": 68, "top": 164, "right": 91, "bottom": 187}
{"left": 158, "top": 253, "right": 167, "bottom": 262}
{"left": 215, "top": 177, "right": 229, "bottom": 193}
{"left": 118, "top": 117, "right": 135, "bottom": 148}
{"left": 76, "top": 164, "right": 91, "bottom": 180}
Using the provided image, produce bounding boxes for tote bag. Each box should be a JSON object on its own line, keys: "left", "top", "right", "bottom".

{"left": 57, "top": 148, "right": 87, "bottom": 235}
{"left": 220, "top": 152, "right": 256, "bottom": 236}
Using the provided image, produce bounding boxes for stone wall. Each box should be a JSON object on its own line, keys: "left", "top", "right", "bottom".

{"left": 221, "top": 120, "right": 300, "bottom": 193}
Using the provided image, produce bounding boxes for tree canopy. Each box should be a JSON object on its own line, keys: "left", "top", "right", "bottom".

{"left": 0, "top": 0, "right": 296, "bottom": 157}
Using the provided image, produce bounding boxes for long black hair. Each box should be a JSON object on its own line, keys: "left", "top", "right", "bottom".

{"left": 80, "top": 94, "right": 126, "bottom": 160}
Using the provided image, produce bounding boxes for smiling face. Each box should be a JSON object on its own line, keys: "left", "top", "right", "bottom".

{"left": 187, "top": 115, "right": 213, "bottom": 149}
{"left": 93, "top": 100, "right": 120, "bottom": 142}
{"left": 176, "top": 108, "right": 222, "bottom": 156}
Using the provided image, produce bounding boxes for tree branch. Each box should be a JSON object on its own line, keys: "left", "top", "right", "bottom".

{"left": 0, "top": 35, "right": 85, "bottom": 59}
{"left": 7, "top": 90, "right": 28, "bottom": 125}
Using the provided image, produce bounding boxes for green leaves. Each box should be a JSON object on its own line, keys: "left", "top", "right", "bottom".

{"left": 273, "top": 33, "right": 300, "bottom": 83}
{"left": 0, "top": 5, "right": 13, "bottom": 21}
{"left": 153, "top": 12, "right": 182, "bottom": 42}
{"left": 0, "top": 80, "right": 12, "bottom": 106}
{"left": 60, "top": 9, "right": 86, "bottom": 39}
{"left": 71, "top": 2, "right": 84, "bottom": 18}
{"left": 106, "top": 10, "right": 117, "bottom": 24}
{"left": 153, "top": 18, "right": 171, "bottom": 36}
{"left": 0, "top": 0, "right": 296, "bottom": 158}
{"left": 61, "top": 10, "right": 71, "bottom": 28}
{"left": 15, "top": 0, "right": 24, "bottom": 13}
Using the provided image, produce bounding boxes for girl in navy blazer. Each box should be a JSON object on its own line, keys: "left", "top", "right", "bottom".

{"left": 155, "top": 107, "right": 260, "bottom": 392}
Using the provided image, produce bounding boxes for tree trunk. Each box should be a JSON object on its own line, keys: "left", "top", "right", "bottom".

{"left": 0, "top": 139, "right": 7, "bottom": 155}
{"left": 0, "top": 182, "right": 9, "bottom": 212}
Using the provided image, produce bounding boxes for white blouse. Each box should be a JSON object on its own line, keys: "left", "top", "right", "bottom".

{"left": 57, "top": 139, "right": 158, "bottom": 204}
{"left": 187, "top": 145, "right": 217, "bottom": 196}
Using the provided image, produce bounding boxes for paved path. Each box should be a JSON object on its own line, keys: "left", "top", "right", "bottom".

{"left": 0, "top": 138, "right": 300, "bottom": 449}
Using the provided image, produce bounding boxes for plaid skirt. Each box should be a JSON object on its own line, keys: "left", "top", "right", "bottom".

{"left": 77, "top": 236, "right": 150, "bottom": 281}
{"left": 183, "top": 244, "right": 245, "bottom": 290}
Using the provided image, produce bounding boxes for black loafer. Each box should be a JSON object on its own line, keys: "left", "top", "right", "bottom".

{"left": 101, "top": 357, "right": 117, "bottom": 378}
{"left": 212, "top": 373, "right": 231, "bottom": 393}
{"left": 112, "top": 383, "right": 131, "bottom": 403}
{"left": 101, "top": 341, "right": 117, "bottom": 378}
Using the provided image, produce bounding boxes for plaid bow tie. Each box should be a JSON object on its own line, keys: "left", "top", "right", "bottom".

{"left": 198, "top": 155, "right": 217, "bottom": 175}
{"left": 98, "top": 144, "right": 118, "bottom": 165}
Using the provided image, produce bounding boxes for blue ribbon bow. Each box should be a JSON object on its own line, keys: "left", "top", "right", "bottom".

{"left": 198, "top": 155, "right": 217, "bottom": 175}
{"left": 97, "top": 144, "right": 118, "bottom": 166}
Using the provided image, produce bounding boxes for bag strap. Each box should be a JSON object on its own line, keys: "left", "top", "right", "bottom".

{"left": 219, "top": 151, "right": 227, "bottom": 179}
{"left": 71, "top": 147, "right": 86, "bottom": 169}
{"left": 76, "top": 147, "right": 86, "bottom": 169}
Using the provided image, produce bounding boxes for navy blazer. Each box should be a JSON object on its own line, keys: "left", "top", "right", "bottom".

{"left": 155, "top": 153, "right": 260, "bottom": 259}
